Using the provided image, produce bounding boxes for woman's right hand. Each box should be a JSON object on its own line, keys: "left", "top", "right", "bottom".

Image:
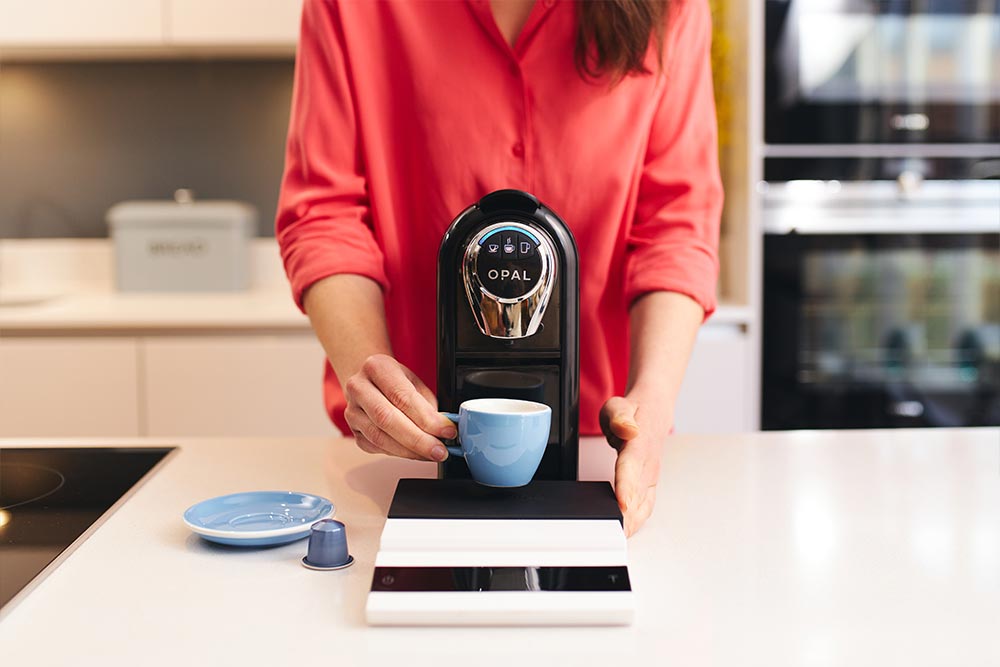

{"left": 343, "top": 354, "right": 456, "bottom": 462}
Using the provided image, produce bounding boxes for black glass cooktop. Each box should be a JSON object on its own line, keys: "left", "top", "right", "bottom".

{"left": 0, "top": 447, "right": 174, "bottom": 614}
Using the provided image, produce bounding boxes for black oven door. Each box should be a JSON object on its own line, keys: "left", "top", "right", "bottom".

{"left": 765, "top": 0, "right": 1000, "bottom": 144}
{"left": 763, "top": 230, "right": 1000, "bottom": 430}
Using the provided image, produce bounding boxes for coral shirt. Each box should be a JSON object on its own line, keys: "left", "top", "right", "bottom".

{"left": 276, "top": 0, "right": 723, "bottom": 436}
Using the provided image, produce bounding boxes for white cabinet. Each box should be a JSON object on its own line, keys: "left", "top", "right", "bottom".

{"left": 0, "top": 337, "right": 140, "bottom": 437}
{"left": 0, "top": 0, "right": 162, "bottom": 47}
{"left": 142, "top": 335, "right": 332, "bottom": 437}
{"left": 674, "top": 324, "right": 752, "bottom": 434}
{"left": 166, "top": 0, "right": 302, "bottom": 47}
{"left": 0, "top": 327, "right": 753, "bottom": 437}
{"left": 0, "top": 0, "right": 300, "bottom": 54}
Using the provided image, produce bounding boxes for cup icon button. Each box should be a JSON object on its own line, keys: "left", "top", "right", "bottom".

{"left": 503, "top": 236, "right": 517, "bottom": 256}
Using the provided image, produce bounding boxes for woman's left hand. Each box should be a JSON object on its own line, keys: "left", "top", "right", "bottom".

{"left": 599, "top": 394, "right": 672, "bottom": 537}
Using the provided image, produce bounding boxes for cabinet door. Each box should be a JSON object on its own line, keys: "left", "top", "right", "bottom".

{"left": 0, "top": 338, "right": 140, "bottom": 437}
{"left": 142, "top": 335, "right": 333, "bottom": 437}
{"left": 674, "top": 325, "right": 751, "bottom": 434}
{"left": 0, "top": 0, "right": 162, "bottom": 47}
{"left": 166, "top": 0, "right": 303, "bottom": 47}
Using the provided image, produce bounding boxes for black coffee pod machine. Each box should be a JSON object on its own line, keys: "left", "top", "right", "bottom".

{"left": 386, "top": 188, "right": 621, "bottom": 516}
{"left": 367, "top": 191, "right": 633, "bottom": 626}
{"left": 437, "top": 188, "right": 579, "bottom": 481}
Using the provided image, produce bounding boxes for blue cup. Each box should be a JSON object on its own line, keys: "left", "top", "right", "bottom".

{"left": 442, "top": 398, "right": 552, "bottom": 488}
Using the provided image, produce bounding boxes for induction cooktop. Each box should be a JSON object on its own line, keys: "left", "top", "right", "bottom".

{"left": 0, "top": 447, "right": 174, "bottom": 616}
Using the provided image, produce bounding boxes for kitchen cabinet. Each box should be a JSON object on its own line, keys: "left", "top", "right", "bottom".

{"left": 0, "top": 0, "right": 162, "bottom": 48}
{"left": 0, "top": 337, "right": 140, "bottom": 436}
{"left": 166, "top": 0, "right": 302, "bottom": 48}
{"left": 142, "top": 334, "right": 332, "bottom": 437}
{"left": 0, "top": 328, "right": 752, "bottom": 438}
{"left": 0, "top": 0, "right": 300, "bottom": 55}
{"left": 674, "top": 324, "right": 751, "bottom": 434}
{"left": 0, "top": 237, "right": 758, "bottom": 437}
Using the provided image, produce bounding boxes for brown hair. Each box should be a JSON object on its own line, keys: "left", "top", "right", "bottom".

{"left": 575, "top": 0, "right": 669, "bottom": 82}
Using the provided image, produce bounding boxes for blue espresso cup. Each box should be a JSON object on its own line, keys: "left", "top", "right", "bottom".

{"left": 442, "top": 398, "right": 552, "bottom": 487}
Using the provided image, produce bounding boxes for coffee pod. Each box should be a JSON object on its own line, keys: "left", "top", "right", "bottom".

{"left": 302, "top": 519, "right": 354, "bottom": 571}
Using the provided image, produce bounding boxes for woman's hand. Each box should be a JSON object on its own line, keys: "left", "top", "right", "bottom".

{"left": 343, "top": 354, "right": 457, "bottom": 462}
{"left": 599, "top": 394, "right": 673, "bottom": 537}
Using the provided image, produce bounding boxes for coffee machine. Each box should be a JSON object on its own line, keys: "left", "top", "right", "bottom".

{"left": 366, "top": 190, "right": 633, "bottom": 627}
{"left": 437, "top": 189, "right": 579, "bottom": 481}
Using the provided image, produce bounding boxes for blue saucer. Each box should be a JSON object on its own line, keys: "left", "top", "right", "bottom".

{"left": 183, "top": 491, "right": 335, "bottom": 547}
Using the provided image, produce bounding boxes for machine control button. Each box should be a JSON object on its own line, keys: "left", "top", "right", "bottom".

{"left": 476, "top": 231, "right": 544, "bottom": 300}
{"left": 502, "top": 235, "right": 517, "bottom": 257}
{"left": 518, "top": 238, "right": 535, "bottom": 258}
{"left": 464, "top": 221, "right": 556, "bottom": 338}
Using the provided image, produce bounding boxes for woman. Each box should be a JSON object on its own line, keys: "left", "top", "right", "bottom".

{"left": 276, "top": 0, "right": 722, "bottom": 536}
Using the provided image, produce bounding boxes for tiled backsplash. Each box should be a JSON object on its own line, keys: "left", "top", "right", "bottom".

{"left": 0, "top": 60, "right": 294, "bottom": 238}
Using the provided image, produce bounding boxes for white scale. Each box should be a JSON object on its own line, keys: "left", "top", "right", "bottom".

{"left": 365, "top": 480, "right": 635, "bottom": 626}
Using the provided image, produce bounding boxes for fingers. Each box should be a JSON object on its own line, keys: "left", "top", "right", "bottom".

{"left": 599, "top": 396, "right": 640, "bottom": 448}
{"left": 364, "top": 355, "right": 456, "bottom": 439}
{"left": 623, "top": 486, "right": 657, "bottom": 538}
{"left": 342, "top": 354, "right": 453, "bottom": 462}
{"left": 404, "top": 366, "right": 439, "bottom": 412}
{"left": 614, "top": 436, "right": 661, "bottom": 534}
{"left": 601, "top": 394, "right": 665, "bottom": 537}
{"left": 614, "top": 444, "right": 642, "bottom": 512}
{"left": 346, "top": 405, "right": 435, "bottom": 461}
{"left": 346, "top": 375, "right": 449, "bottom": 461}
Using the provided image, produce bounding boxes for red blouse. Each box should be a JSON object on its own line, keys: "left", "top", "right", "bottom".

{"left": 276, "top": 0, "right": 723, "bottom": 436}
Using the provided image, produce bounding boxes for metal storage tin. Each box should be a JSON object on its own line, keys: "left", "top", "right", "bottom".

{"left": 107, "top": 193, "right": 255, "bottom": 292}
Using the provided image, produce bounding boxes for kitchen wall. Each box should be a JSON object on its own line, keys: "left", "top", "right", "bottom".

{"left": 0, "top": 60, "right": 294, "bottom": 238}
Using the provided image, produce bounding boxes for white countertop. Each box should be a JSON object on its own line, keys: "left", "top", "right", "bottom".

{"left": 0, "top": 429, "right": 997, "bottom": 666}
{"left": 0, "top": 238, "right": 753, "bottom": 333}
{"left": 0, "top": 238, "right": 311, "bottom": 333}
{"left": 0, "top": 289, "right": 311, "bottom": 332}
{"left": 0, "top": 292, "right": 752, "bottom": 333}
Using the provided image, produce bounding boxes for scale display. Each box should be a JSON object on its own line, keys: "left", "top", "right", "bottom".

{"left": 371, "top": 566, "right": 631, "bottom": 592}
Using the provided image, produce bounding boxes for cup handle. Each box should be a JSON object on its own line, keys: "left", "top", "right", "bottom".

{"left": 441, "top": 412, "right": 463, "bottom": 458}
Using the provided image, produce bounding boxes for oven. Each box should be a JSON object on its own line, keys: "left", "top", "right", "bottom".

{"left": 764, "top": 0, "right": 1000, "bottom": 145}
{"left": 761, "top": 178, "right": 1000, "bottom": 429}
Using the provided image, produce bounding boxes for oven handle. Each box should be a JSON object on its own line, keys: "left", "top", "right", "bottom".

{"left": 763, "top": 215, "right": 1000, "bottom": 236}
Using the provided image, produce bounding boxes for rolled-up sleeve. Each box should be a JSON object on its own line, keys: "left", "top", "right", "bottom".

{"left": 625, "top": 0, "right": 723, "bottom": 318}
{"left": 275, "top": 0, "right": 388, "bottom": 311}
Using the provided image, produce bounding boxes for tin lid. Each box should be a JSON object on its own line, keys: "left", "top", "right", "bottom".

{"left": 106, "top": 189, "right": 257, "bottom": 232}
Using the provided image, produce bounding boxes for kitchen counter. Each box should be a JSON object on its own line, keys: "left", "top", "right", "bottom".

{"left": 0, "top": 289, "right": 310, "bottom": 333}
{"left": 0, "top": 238, "right": 753, "bottom": 333}
{"left": 0, "top": 238, "right": 311, "bottom": 333}
{"left": 0, "top": 291, "right": 753, "bottom": 333}
{"left": 0, "top": 429, "right": 996, "bottom": 666}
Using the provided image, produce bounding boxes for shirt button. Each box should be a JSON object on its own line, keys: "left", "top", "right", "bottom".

{"left": 511, "top": 142, "right": 525, "bottom": 158}
{"left": 544, "top": 0, "right": 555, "bottom": 7}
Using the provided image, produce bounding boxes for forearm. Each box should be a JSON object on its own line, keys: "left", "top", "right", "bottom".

{"left": 302, "top": 274, "right": 392, "bottom": 390}
{"left": 625, "top": 291, "right": 704, "bottom": 421}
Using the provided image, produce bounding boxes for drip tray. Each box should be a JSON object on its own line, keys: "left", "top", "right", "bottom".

{"left": 365, "top": 479, "right": 634, "bottom": 626}
{"left": 386, "top": 478, "right": 623, "bottom": 521}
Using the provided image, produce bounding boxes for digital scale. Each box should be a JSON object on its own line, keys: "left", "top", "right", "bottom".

{"left": 365, "top": 480, "right": 634, "bottom": 626}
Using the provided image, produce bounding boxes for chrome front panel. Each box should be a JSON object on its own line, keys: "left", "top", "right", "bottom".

{"left": 462, "top": 221, "right": 557, "bottom": 339}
